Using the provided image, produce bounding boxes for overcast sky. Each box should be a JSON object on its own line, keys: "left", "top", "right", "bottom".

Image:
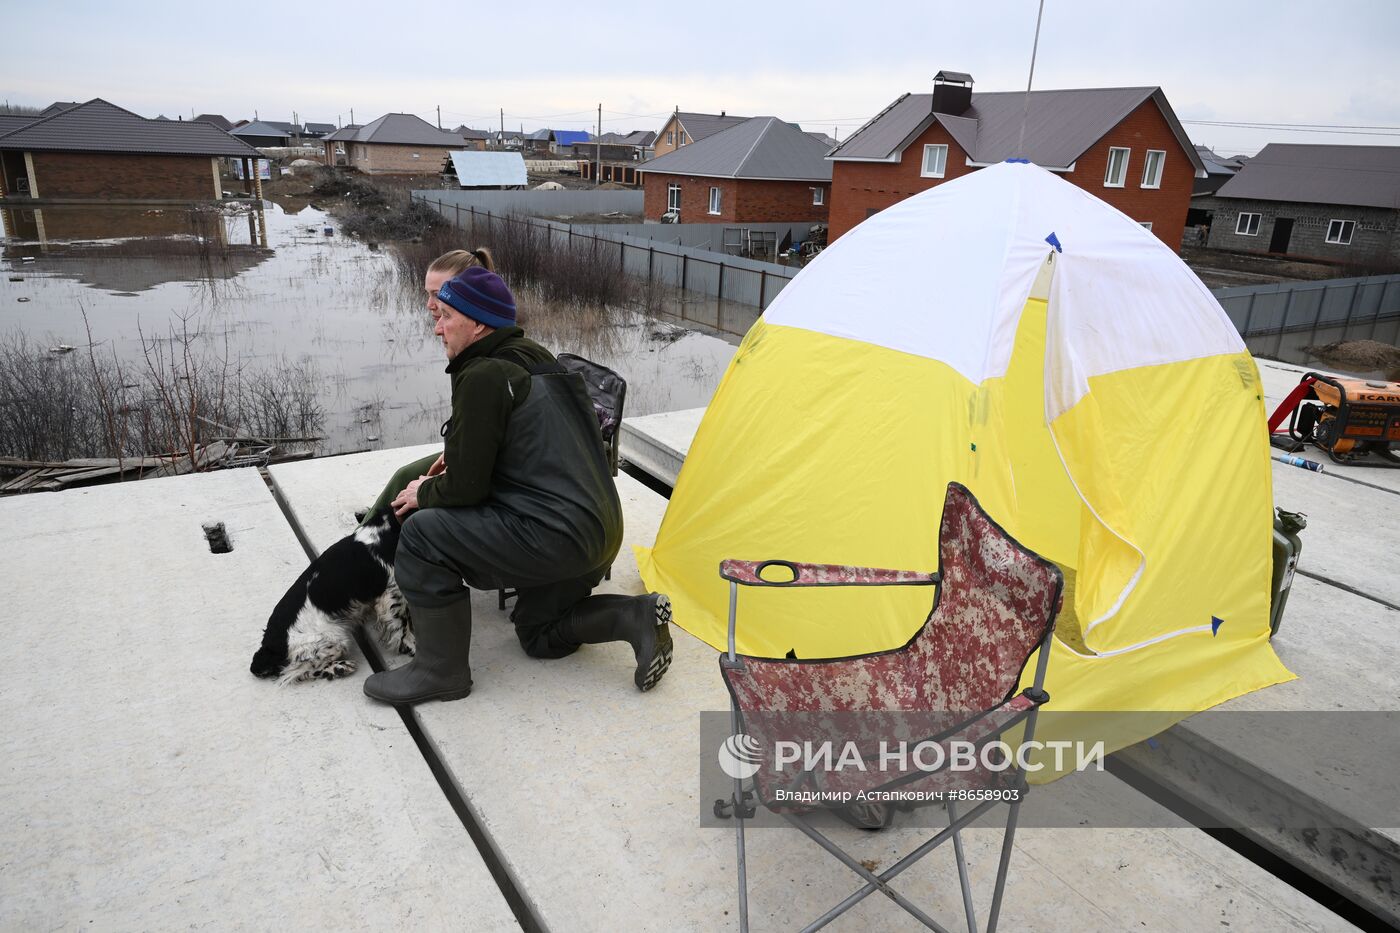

{"left": 6, "top": 0, "right": 1398, "bottom": 156}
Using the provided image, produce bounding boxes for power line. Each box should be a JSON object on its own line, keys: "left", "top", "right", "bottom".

{"left": 1184, "top": 119, "right": 1400, "bottom": 131}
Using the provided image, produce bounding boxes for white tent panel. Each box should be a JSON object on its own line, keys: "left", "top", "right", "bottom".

{"left": 447, "top": 150, "right": 527, "bottom": 188}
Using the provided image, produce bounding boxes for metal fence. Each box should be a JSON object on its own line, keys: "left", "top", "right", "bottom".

{"left": 416, "top": 196, "right": 800, "bottom": 316}
{"left": 1213, "top": 274, "right": 1400, "bottom": 363}
{"left": 416, "top": 188, "right": 643, "bottom": 218}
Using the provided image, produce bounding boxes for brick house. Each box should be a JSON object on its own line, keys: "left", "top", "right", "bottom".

{"left": 826, "top": 72, "right": 1205, "bottom": 246}
{"left": 320, "top": 113, "right": 464, "bottom": 174}
{"left": 639, "top": 117, "right": 831, "bottom": 224}
{"left": 0, "top": 98, "right": 263, "bottom": 201}
{"left": 451, "top": 126, "right": 489, "bottom": 152}
{"left": 653, "top": 111, "right": 746, "bottom": 159}
{"left": 1192, "top": 145, "right": 1400, "bottom": 264}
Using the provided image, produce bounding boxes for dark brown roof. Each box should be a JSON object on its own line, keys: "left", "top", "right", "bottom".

{"left": 193, "top": 114, "right": 234, "bottom": 131}
{"left": 830, "top": 86, "right": 1205, "bottom": 176}
{"left": 0, "top": 98, "right": 262, "bottom": 157}
{"left": 1213, "top": 144, "right": 1400, "bottom": 210}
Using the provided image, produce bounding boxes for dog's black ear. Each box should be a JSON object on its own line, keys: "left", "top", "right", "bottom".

{"left": 250, "top": 646, "right": 285, "bottom": 679}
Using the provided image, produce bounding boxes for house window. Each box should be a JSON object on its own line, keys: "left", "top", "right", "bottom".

{"left": 667, "top": 183, "right": 681, "bottom": 213}
{"left": 1139, "top": 221, "right": 1154, "bottom": 230}
{"left": 412, "top": 152, "right": 420, "bottom": 159}
{"left": 708, "top": 186, "right": 721, "bottom": 214}
{"left": 921, "top": 144, "right": 948, "bottom": 178}
{"left": 1104, "top": 147, "right": 1130, "bottom": 187}
{"left": 1326, "top": 219, "right": 1355, "bottom": 245}
{"left": 679, "top": 131, "right": 687, "bottom": 145}
{"left": 1236, "top": 212, "right": 1261, "bottom": 236}
{"left": 1141, "top": 150, "right": 1165, "bottom": 189}
{"left": 666, "top": 131, "right": 674, "bottom": 145}
{"left": 813, "top": 187, "right": 825, "bottom": 206}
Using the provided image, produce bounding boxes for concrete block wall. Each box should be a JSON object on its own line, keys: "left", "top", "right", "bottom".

{"left": 829, "top": 98, "right": 1194, "bottom": 248}
{"left": 1203, "top": 196, "right": 1400, "bottom": 264}
{"left": 25, "top": 151, "right": 219, "bottom": 200}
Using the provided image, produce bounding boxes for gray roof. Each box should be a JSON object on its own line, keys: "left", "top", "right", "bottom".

{"left": 935, "top": 70, "right": 973, "bottom": 84}
{"left": 525, "top": 128, "right": 552, "bottom": 141}
{"left": 1194, "top": 144, "right": 1241, "bottom": 176}
{"left": 303, "top": 122, "right": 335, "bottom": 135}
{"left": 0, "top": 98, "right": 263, "bottom": 158}
{"left": 0, "top": 114, "right": 36, "bottom": 136}
{"left": 330, "top": 113, "right": 463, "bottom": 146}
{"left": 640, "top": 116, "right": 833, "bottom": 181}
{"left": 41, "top": 102, "right": 80, "bottom": 116}
{"left": 452, "top": 125, "right": 489, "bottom": 140}
{"left": 674, "top": 112, "right": 748, "bottom": 142}
{"left": 193, "top": 113, "right": 234, "bottom": 131}
{"left": 829, "top": 86, "right": 1205, "bottom": 176}
{"left": 621, "top": 129, "right": 656, "bottom": 147}
{"left": 231, "top": 121, "right": 292, "bottom": 140}
{"left": 1213, "top": 144, "right": 1400, "bottom": 210}
{"left": 323, "top": 124, "right": 361, "bottom": 141}
{"left": 807, "top": 131, "right": 839, "bottom": 147}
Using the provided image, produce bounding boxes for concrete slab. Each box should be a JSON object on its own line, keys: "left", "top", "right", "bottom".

{"left": 1117, "top": 574, "right": 1400, "bottom": 925}
{"left": 0, "top": 470, "right": 517, "bottom": 930}
{"left": 1271, "top": 458, "right": 1400, "bottom": 606}
{"left": 1258, "top": 358, "right": 1400, "bottom": 495}
{"left": 271, "top": 446, "right": 1354, "bottom": 931}
{"left": 620, "top": 407, "right": 705, "bottom": 487}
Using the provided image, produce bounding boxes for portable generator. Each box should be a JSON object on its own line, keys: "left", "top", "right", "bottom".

{"left": 1269, "top": 372, "right": 1400, "bottom": 467}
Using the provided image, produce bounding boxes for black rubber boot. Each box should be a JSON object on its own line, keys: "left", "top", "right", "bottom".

{"left": 363, "top": 600, "right": 473, "bottom": 705}
{"left": 561, "top": 593, "right": 673, "bottom": 691}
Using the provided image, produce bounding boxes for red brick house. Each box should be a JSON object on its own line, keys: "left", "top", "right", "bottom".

{"left": 639, "top": 117, "right": 831, "bottom": 224}
{"left": 0, "top": 99, "right": 263, "bottom": 201}
{"left": 827, "top": 72, "right": 1205, "bottom": 246}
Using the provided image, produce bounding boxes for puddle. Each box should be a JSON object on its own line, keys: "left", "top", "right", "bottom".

{"left": 1, "top": 203, "right": 738, "bottom": 456}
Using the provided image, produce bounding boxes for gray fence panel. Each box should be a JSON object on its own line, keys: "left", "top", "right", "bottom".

{"left": 413, "top": 189, "right": 644, "bottom": 216}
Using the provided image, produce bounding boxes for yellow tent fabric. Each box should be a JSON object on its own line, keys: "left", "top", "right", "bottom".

{"left": 637, "top": 163, "right": 1293, "bottom": 777}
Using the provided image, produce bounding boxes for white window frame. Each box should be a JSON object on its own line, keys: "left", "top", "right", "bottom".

{"left": 1325, "top": 219, "right": 1355, "bottom": 245}
{"left": 679, "top": 130, "right": 687, "bottom": 145}
{"left": 1236, "top": 212, "right": 1261, "bottom": 236}
{"left": 708, "top": 186, "right": 721, "bottom": 215}
{"left": 1141, "top": 149, "right": 1165, "bottom": 189}
{"left": 666, "top": 131, "right": 674, "bottom": 145}
{"left": 667, "top": 183, "right": 681, "bottom": 213}
{"left": 921, "top": 144, "right": 948, "bottom": 179}
{"left": 812, "top": 187, "right": 825, "bottom": 206}
{"left": 1104, "top": 147, "right": 1130, "bottom": 187}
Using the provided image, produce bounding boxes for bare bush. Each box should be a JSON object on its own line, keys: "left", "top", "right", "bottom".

{"left": 0, "top": 318, "right": 326, "bottom": 466}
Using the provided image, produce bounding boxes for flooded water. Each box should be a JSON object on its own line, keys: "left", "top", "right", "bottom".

{"left": 0, "top": 202, "right": 738, "bottom": 456}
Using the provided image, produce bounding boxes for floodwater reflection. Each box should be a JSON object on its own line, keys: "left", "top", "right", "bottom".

{"left": 1, "top": 201, "right": 736, "bottom": 456}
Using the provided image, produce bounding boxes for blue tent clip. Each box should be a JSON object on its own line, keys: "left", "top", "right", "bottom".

{"left": 1045, "top": 232, "right": 1062, "bottom": 253}
{"left": 1211, "top": 616, "right": 1224, "bottom": 636}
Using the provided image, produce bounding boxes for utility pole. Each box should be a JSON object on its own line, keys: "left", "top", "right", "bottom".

{"left": 350, "top": 107, "right": 355, "bottom": 125}
{"left": 596, "top": 102, "right": 602, "bottom": 187}
{"left": 436, "top": 105, "right": 441, "bottom": 130}
{"left": 500, "top": 108, "right": 504, "bottom": 145}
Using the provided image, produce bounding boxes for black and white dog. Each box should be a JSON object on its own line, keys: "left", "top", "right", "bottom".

{"left": 251, "top": 506, "right": 415, "bottom": 684}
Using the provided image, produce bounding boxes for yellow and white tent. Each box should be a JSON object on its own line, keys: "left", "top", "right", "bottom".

{"left": 638, "top": 161, "right": 1293, "bottom": 764}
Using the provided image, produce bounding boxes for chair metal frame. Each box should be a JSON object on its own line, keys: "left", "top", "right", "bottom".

{"left": 715, "top": 482, "right": 1061, "bottom": 932}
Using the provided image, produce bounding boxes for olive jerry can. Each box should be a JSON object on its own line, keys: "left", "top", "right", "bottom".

{"left": 1270, "top": 508, "right": 1307, "bottom": 638}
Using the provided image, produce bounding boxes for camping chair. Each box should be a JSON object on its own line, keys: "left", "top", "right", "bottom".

{"left": 499, "top": 353, "right": 627, "bottom": 610}
{"left": 716, "top": 482, "right": 1062, "bottom": 932}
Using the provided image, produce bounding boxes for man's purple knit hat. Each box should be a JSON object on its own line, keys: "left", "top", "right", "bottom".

{"left": 438, "top": 266, "right": 517, "bottom": 329}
